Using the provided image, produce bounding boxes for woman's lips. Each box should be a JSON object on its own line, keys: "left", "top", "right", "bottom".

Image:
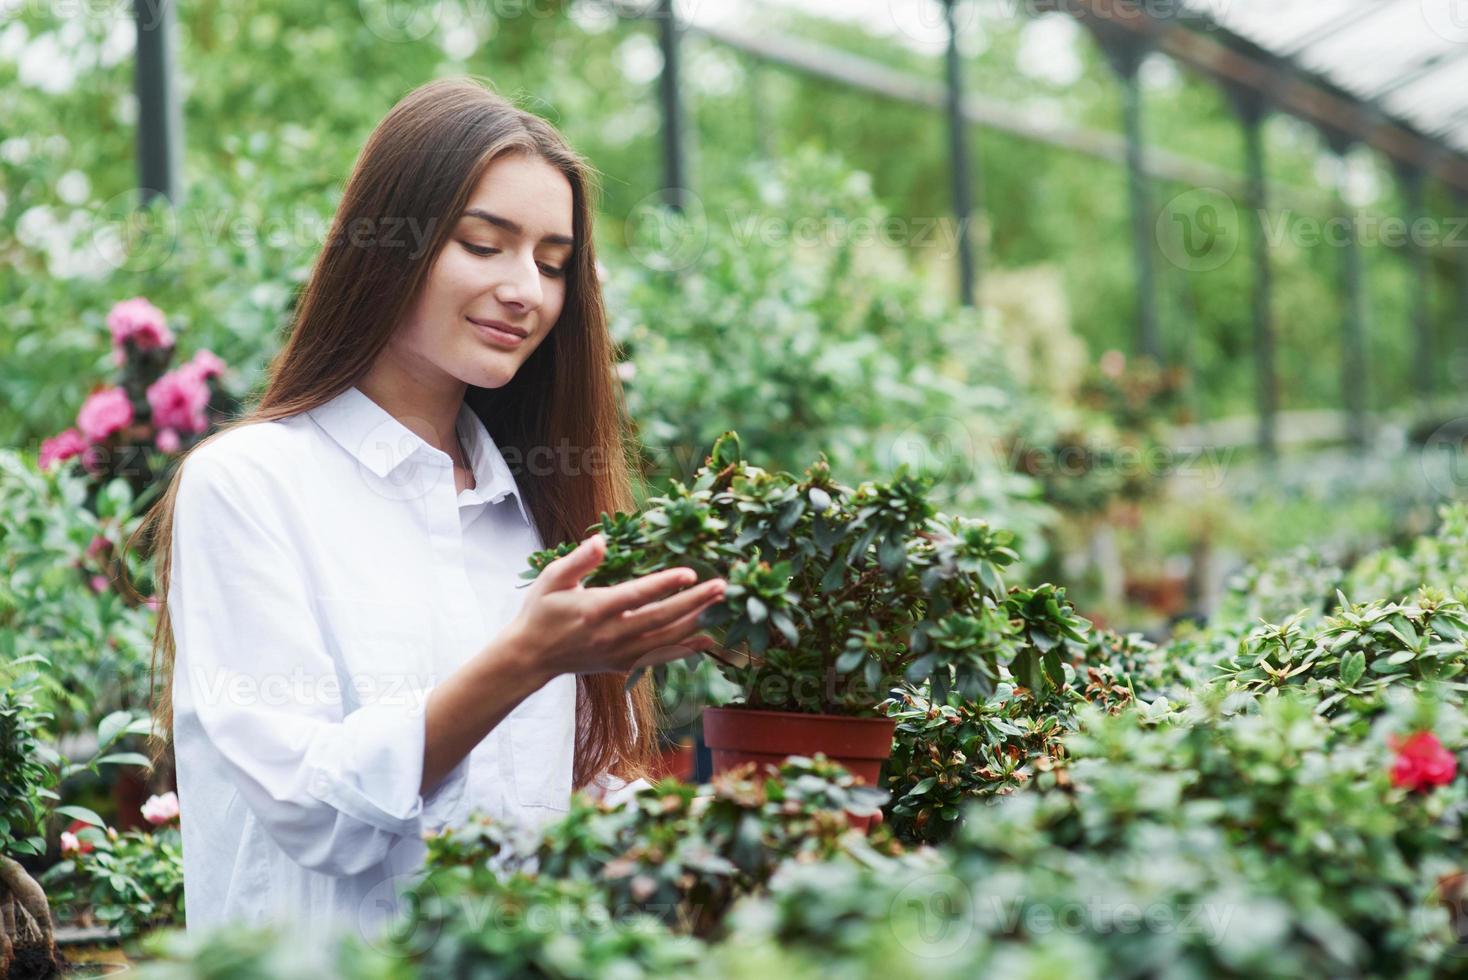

{"left": 467, "top": 316, "right": 527, "bottom": 347}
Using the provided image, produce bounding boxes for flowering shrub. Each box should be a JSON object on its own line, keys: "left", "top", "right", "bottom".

{"left": 43, "top": 792, "right": 184, "bottom": 939}
{"left": 37, "top": 297, "right": 234, "bottom": 500}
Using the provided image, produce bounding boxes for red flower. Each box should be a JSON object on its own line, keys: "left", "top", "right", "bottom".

{"left": 1389, "top": 731, "right": 1458, "bottom": 792}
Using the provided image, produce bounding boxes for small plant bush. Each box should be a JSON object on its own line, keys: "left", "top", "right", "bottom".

{"left": 417, "top": 756, "right": 898, "bottom": 941}
{"left": 42, "top": 791, "right": 184, "bottom": 939}
{"left": 525, "top": 432, "right": 1090, "bottom": 716}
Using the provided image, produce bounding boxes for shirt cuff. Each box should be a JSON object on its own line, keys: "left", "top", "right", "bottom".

{"left": 303, "top": 699, "right": 436, "bottom": 838}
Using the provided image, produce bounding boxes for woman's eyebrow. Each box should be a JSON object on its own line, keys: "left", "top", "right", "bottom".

{"left": 461, "top": 207, "right": 574, "bottom": 247}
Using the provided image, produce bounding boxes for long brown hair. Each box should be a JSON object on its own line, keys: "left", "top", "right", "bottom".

{"left": 128, "top": 76, "right": 655, "bottom": 790}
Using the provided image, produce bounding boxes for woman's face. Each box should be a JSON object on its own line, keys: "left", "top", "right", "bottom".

{"left": 394, "top": 151, "right": 575, "bottom": 390}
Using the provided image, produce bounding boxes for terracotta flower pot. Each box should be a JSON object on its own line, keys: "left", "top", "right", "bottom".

{"left": 648, "top": 738, "right": 696, "bottom": 782}
{"left": 701, "top": 707, "right": 895, "bottom": 831}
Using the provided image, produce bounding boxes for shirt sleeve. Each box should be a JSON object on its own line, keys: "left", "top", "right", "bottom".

{"left": 168, "top": 447, "right": 468, "bottom": 878}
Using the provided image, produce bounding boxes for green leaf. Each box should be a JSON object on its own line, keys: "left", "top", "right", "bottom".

{"left": 56, "top": 805, "right": 106, "bottom": 829}
{"left": 820, "top": 560, "right": 846, "bottom": 593}
{"left": 1042, "top": 648, "right": 1065, "bottom": 689}
{"left": 877, "top": 531, "right": 906, "bottom": 574}
{"left": 709, "top": 432, "right": 742, "bottom": 468}
{"left": 770, "top": 611, "right": 799, "bottom": 646}
{"left": 746, "top": 596, "right": 768, "bottom": 624}
{"left": 1339, "top": 650, "right": 1366, "bottom": 687}
{"left": 96, "top": 753, "right": 154, "bottom": 770}
{"left": 835, "top": 648, "right": 866, "bottom": 673}
{"left": 776, "top": 497, "right": 806, "bottom": 534}
{"left": 97, "top": 710, "right": 133, "bottom": 749}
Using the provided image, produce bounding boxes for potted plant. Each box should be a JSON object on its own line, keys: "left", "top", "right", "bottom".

{"left": 525, "top": 433, "right": 1091, "bottom": 806}
{"left": 1, "top": 684, "right": 60, "bottom": 978}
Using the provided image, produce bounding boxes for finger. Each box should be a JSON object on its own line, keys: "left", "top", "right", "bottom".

{"left": 586, "top": 567, "right": 702, "bottom": 620}
{"left": 629, "top": 606, "right": 724, "bottom": 661}
{"left": 631, "top": 636, "right": 715, "bottom": 670}
{"left": 615, "top": 579, "right": 725, "bottom": 637}
{"left": 538, "top": 533, "right": 605, "bottom": 591}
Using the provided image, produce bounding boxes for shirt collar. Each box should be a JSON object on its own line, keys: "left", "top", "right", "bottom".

{"left": 307, "top": 384, "right": 533, "bottom": 527}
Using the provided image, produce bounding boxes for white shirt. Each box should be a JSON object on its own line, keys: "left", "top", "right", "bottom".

{"left": 169, "top": 383, "right": 622, "bottom": 941}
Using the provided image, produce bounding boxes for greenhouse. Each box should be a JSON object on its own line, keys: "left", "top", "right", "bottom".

{"left": 6, "top": 0, "right": 1468, "bottom": 976}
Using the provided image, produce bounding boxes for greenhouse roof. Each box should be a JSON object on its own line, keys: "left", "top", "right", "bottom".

{"left": 685, "top": 0, "right": 1468, "bottom": 193}
{"left": 1202, "top": 0, "right": 1468, "bottom": 155}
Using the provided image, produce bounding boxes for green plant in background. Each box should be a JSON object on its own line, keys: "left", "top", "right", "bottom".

{"left": 1214, "top": 589, "right": 1468, "bottom": 726}
{"left": 408, "top": 872, "right": 704, "bottom": 979}
{"left": 525, "top": 432, "right": 1090, "bottom": 716}
{"left": 0, "top": 450, "right": 157, "bottom": 734}
{"left": 1007, "top": 352, "right": 1190, "bottom": 519}
{"left": 606, "top": 146, "right": 1053, "bottom": 557}
{"left": 0, "top": 677, "right": 153, "bottom": 975}
{"left": 131, "top": 924, "right": 407, "bottom": 980}
{"left": 0, "top": 682, "right": 60, "bottom": 977}
{"left": 883, "top": 655, "right": 1136, "bottom": 845}
{"left": 419, "top": 755, "right": 897, "bottom": 941}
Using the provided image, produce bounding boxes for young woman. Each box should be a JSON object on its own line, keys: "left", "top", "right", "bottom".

{"left": 138, "top": 77, "right": 726, "bottom": 939}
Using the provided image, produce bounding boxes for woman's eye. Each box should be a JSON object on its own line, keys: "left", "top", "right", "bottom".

{"left": 461, "top": 242, "right": 498, "bottom": 257}
{"left": 539, "top": 263, "right": 567, "bottom": 278}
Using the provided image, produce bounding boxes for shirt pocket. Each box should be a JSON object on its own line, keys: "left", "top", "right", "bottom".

{"left": 316, "top": 597, "right": 433, "bottom": 710}
{"left": 508, "top": 718, "right": 573, "bottom": 810}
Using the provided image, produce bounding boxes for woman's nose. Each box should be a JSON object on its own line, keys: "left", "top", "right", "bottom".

{"left": 494, "top": 253, "right": 542, "bottom": 311}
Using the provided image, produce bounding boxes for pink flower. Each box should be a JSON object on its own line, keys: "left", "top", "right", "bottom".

{"left": 1099, "top": 349, "right": 1127, "bottom": 380}
{"left": 147, "top": 368, "right": 210, "bottom": 436}
{"left": 106, "top": 298, "right": 174, "bottom": 354}
{"left": 143, "top": 596, "right": 161, "bottom": 612}
{"left": 39, "top": 428, "right": 86, "bottom": 469}
{"left": 62, "top": 820, "right": 96, "bottom": 855}
{"left": 1389, "top": 731, "right": 1458, "bottom": 792}
{"left": 155, "top": 428, "right": 181, "bottom": 453}
{"left": 185, "top": 349, "right": 226, "bottom": 381}
{"left": 90, "top": 574, "right": 110, "bottom": 593}
{"left": 76, "top": 388, "right": 134, "bottom": 442}
{"left": 86, "top": 534, "right": 110, "bottom": 559}
{"left": 80, "top": 445, "right": 105, "bottom": 473}
{"left": 141, "top": 791, "right": 180, "bottom": 826}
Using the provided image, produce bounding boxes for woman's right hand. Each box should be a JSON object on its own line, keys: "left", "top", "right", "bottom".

{"left": 504, "top": 533, "right": 727, "bottom": 679}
